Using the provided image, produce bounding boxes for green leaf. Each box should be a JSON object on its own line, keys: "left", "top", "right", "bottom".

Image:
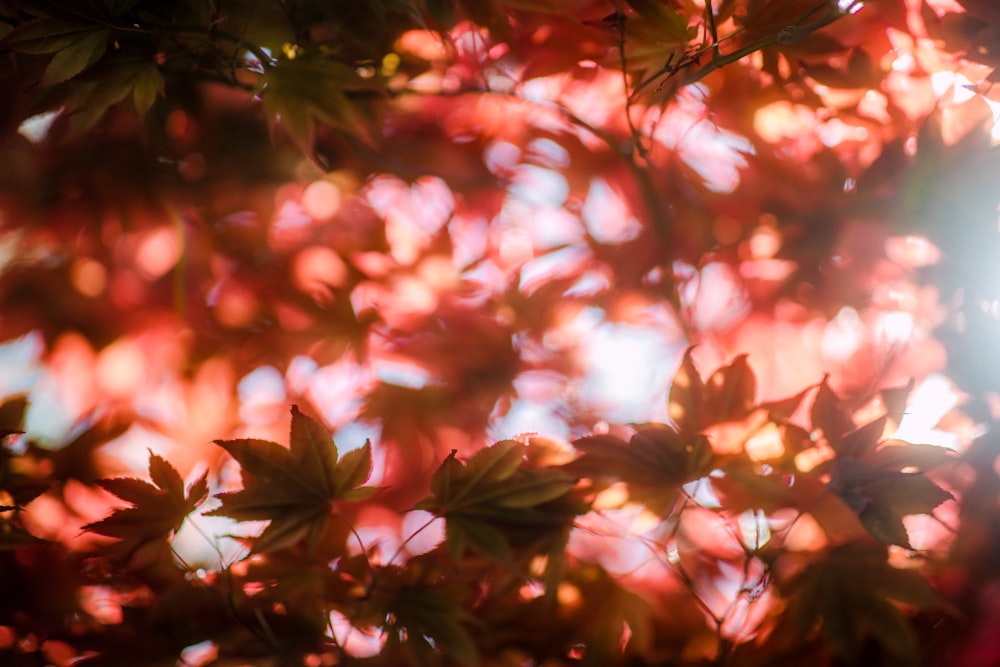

{"left": 464, "top": 440, "right": 526, "bottom": 486}
{"left": 1, "top": 18, "right": 99, "bottom": 54}
{"left": 335, "top": 442, "right": 374, "bottom": 495}
{"left": 865, "top": 472, "right": 954, "bottom": 517}
{"left": 881, "top": 379, "right": 915, "bottom": 424}
{"left": 0, "top": 522, "right": 43, "bottom": 550}
{"left": 101, "top": 0, "right": 141, "bottom": 15}
{"left": 130, "top": 62, "right": 164, "bottom": 121}
{"left": 260, "top": 53, "right": 378, "bottom": 154}
{"left": 380, "top": 563, "right": 481, "bottom": 666}
{"left": 208, "top": 406, "right": 378, "bottom": 554}
{"left": 428, "top": 449, "right": 464, "bottom": 500}
{"left": 446, "top": 515, "right": 511, "bottom": 562}
{"left": 0, "top": 396, "right": 29, "bottom": 435}
{"left": 214, "top": 438, "right": 309, "bottom": 491}
{"left": 417, "top": 441, "right": 583, "bottom": 561}
{"left": 41, "top": 28, "right": 108, "bottom": 86}
{"left": 288, "top": 405, "right": 338, "bottom": 496}
{"left": 760, "top": 386, "right": 811, "bottom": 423}
{"left": 61, "top": 75, "right": 131, "bottom": 133}
{"left": 148, "top": 450, "right": 184, "bottom": 501}
{"left": 858, "top": 501, "right": 913, "bottom": 548}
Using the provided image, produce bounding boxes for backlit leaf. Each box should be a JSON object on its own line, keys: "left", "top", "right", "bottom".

{"left": 668, "top": 347, "right": 704, "bottom": 434}
{"left": 83, "top": 451, "right": 206, "bottom": 544}
{"left": 208, "top": 406, "right": 378, "bottom": 555}
{"left": 868, "top": 441, "right": 956, "bottom": 472}
{"left": 570, "top": 427, "right": 713, "bottom": 514}
{"left": 833, "top": 415, "right": 887, "bottom": 459}
{"left": 289, "top": 404, "right": 339, "bottom": 496}
{"left": 417, "top": 441, "right": 582, "bottom": 561}
{"left": 1, "top": 18, "right": 99, "bottom": 54}
{"left": 810, "top": 378, "right": 853, "bottom": 443}
{"left": 829, "top": 457, "right": 953, "bottom": 547}
{"left": 704, "top": 354, "right": 757, "bottom": 424}
{"left": 880, "top": 379, "right": 915, "bottom": 424}
{"left": 41, "top": 28, "right": 108, "bottom": 86}
{"left": 130, "top": 62, "right": 163, "bottom": 121}
{"left": 778, "top": 542, "right": 939, "bottom": 662}
{"left": 260, "top": 53, "right": 379, "bottom": 155}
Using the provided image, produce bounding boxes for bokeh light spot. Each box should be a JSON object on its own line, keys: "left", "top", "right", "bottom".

{"left": 302, "top": 180, "right": 342, "bottom": 221}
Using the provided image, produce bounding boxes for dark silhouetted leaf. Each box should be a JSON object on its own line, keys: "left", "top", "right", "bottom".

{"left": 829, "top": 457, "right": 953, "bottom": 547}
{"left": 868, "top": 441, "right": 956, "bottom": 472}
{"left": 668, "top": 347, "right": 705, "bottom": 434}
{"left": 83, "top": 451, "right": 207, "bottom": 544}
{"left": 704, "top": 354, "right": 757, "bottom": 423}
{"left": 881, "top": 379, "right": 915, "bottom": 424}
{"left": 833, "top": 414, "right": 888, "bottom": 459}
{"left": 570, "top": 426, "right": 713, "bottom": 514}
{"left": 776, "top": 542, "right": 941, "bottom": 662}
{"left": 810, "top": 378, "right": 853, "bottom": 443}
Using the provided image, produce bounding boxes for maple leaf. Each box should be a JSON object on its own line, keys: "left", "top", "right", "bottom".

{"left": 207, "top": 406, "right": 380, "bottom": 555}
{"left": 83, "top": 450, "right": 208, "bottom": 544}
{"left": 809, "top": 381, "right": 956, "bottom": 547}
{"left": 773, "top": 542, "right": 942, "bottom": 663}
{"left": 363, "top": 556, "right": 481, "bottom": 667}
{"left": 828, "top": 456, "right": 954, "bottom": 548}
{"left": 415, "top": 440, "right": 582, "bottom": 563}
{"left": 667, "top": 348, "right": 757, "bottom": 436}
{"left": 569, "top": 426, "right": 714, "bottom": 515}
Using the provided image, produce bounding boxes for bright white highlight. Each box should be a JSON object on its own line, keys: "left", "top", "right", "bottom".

{"left": 893, "top": 374, "right": 960, "bottom": 449}
{"left": 18, "top": 110, "right": 61, "bottom": 143}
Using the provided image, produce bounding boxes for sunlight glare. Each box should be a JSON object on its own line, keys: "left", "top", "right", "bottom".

{"left": 885, "top": 235, "right": 941, "bottom": 267}
{"left": 582, "top": 178, "right": 641, "bottom": 244}
{"left": 328, "top": 611, "right": 386, "bottom": 658}
{"left": 17, "top": 109, "right": 61, "bottom": 143}
{"left": 578, "top": 320, "right": 678, "bottom": 422}
{"left": 893, "top": 373, "right": 960, "bottom": 448}
{"left": 876, "top": 310, "right": 914, "bottom": 347}
{"left": 237, "top": 366, "right": 286, "bottom": 424}
{"left": 837, "top": 0, "right": 863, "bottom": 14}
{"left": 820, "top": 307, "right": 864, "bottom": 362}
{"left": 509, "top": 165, "right": 569, "bottom": 207}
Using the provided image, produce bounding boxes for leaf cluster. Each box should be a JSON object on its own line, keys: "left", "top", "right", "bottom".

{"left": 0, "top": 355, "right": 946, "bottom": 666}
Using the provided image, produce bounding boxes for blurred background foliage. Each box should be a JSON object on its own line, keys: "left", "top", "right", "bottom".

{"left": 1, "top": 0, "right": 1000, "bottom": 664}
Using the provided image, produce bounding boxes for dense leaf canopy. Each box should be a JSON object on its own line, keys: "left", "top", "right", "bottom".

{"left": 1, "top": 0, "right": 1000, "bottom": 665}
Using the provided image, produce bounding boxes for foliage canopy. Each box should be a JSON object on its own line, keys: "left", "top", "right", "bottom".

{"left": 1, "top": 0, "right": 1000, "bottom": 665}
